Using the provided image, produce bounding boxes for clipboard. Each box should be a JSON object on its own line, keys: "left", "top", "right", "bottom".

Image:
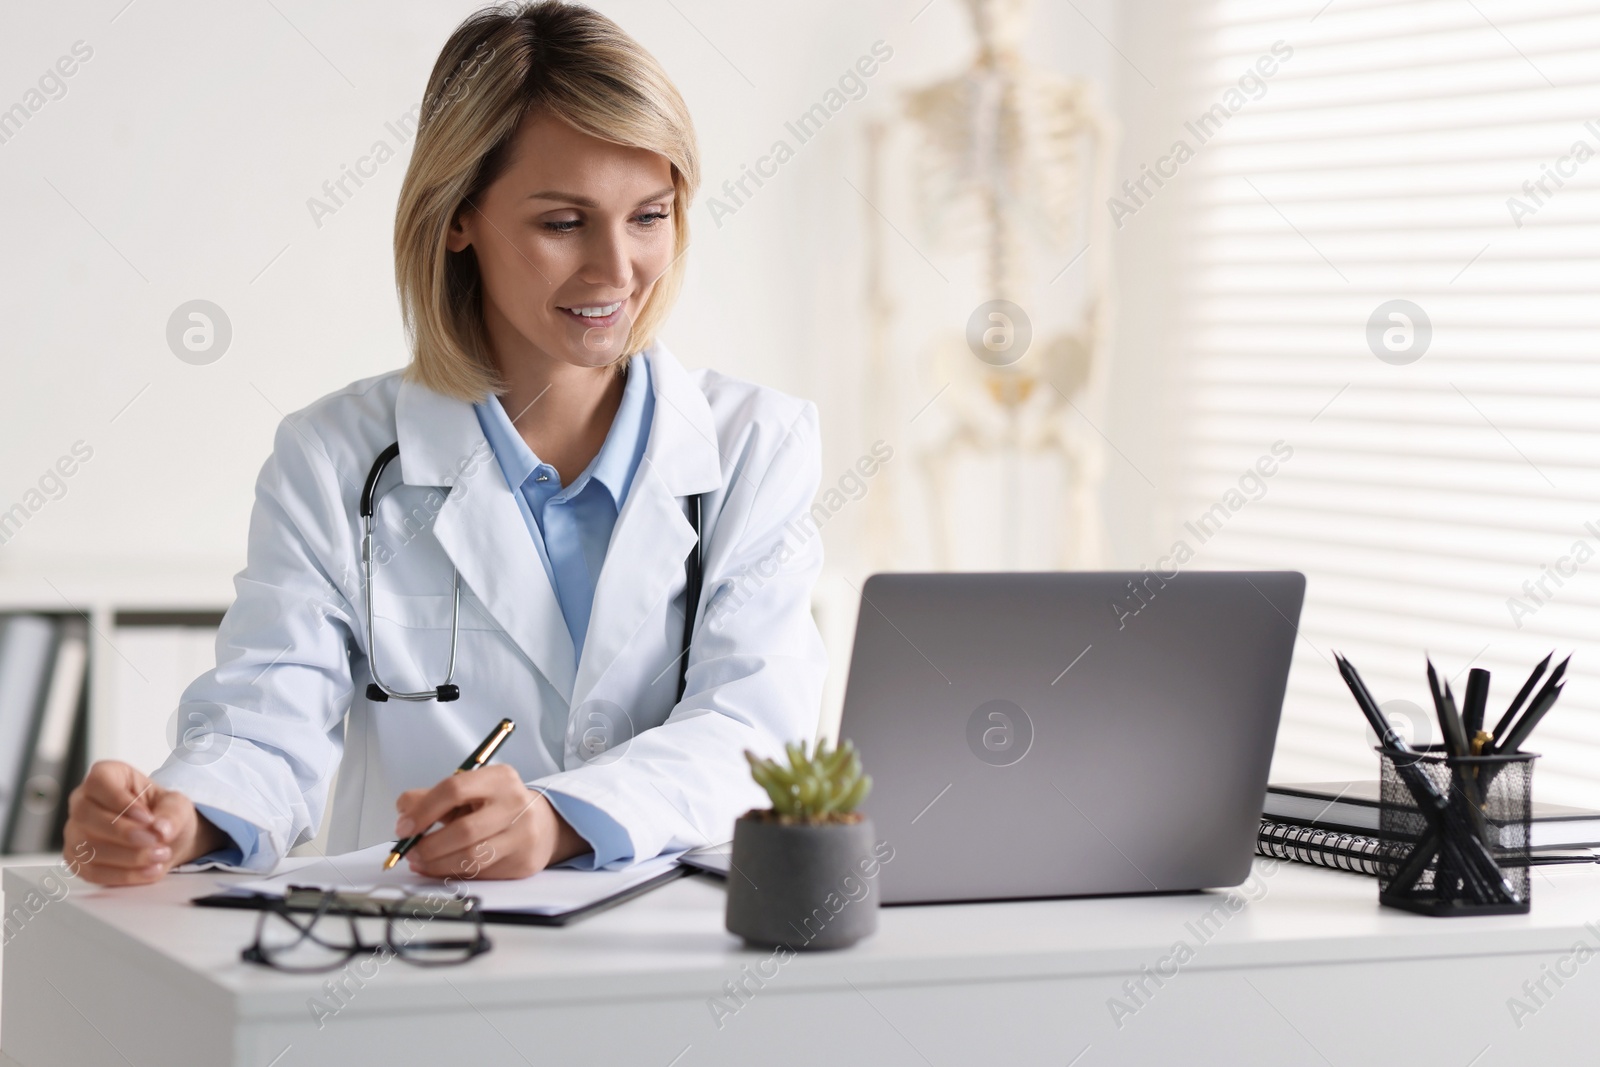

{"left": 191, "top": 864, "right": 689, "bottom": 927}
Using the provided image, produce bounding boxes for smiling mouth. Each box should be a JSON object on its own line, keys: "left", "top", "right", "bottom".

{"left": 558, "top": 300, "right": 625, "bottom": 328}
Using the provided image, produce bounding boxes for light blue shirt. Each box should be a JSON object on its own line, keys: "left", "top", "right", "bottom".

{"left": 473, "top": 356, "right": 652, "bottom": 665}
{"left": 195, "top": 358, "right": 652, "bottom": 870}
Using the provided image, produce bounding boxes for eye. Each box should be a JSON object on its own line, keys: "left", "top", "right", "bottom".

{"left": 634, "top": 209, "right": 671, "bottom": 226}
{"left": 542, "top": 218, "right": 581, "bottom": 233}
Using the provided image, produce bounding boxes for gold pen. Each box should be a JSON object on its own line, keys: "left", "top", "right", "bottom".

{"left": 384, "top": 717, "right": 516, "bottom": 870}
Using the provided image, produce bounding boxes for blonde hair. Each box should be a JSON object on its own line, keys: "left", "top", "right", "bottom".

{"left": 394, "top": 1, "right": 699, "bottom": 401}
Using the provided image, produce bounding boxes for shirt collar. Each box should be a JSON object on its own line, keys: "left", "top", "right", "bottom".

{"left": 472, "top": 355, "right": 653, "bottom": 508}
{"left": 587, "top": 353, "right": 652, "bottom": 507}
{"left": 474, "top": 390, "right": 538, "bottom": 493}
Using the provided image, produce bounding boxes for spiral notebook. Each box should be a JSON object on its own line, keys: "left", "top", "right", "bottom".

{"left": 1256, "top": 818, "right": 1596, "bottom": 876}
{"left": 1256, "top": 818, "right": 1387, "bottom": 875}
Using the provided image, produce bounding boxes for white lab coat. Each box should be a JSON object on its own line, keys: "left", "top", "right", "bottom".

{"left": 150, "top": 344, "right": 828, "bottom": 871}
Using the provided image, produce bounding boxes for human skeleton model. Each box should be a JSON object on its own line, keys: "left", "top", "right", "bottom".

{"left": 862, "top": 0, "right": 1116, "bottom": 568}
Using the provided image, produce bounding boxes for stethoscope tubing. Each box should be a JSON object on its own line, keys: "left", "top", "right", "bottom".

{"left": 359, "top": 441, "right": 702, "bottom": 706}
{"left": 363, "top": 442, "right": 461, "bottom": 702}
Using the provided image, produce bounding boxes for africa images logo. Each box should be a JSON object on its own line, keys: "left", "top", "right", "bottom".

{"left": 966, "top": 699, "right": 1033, "bottom": 767}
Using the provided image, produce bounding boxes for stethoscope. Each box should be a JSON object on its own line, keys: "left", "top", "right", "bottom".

{"left": 359, "top": 441, "right": 703, "bottom": 705}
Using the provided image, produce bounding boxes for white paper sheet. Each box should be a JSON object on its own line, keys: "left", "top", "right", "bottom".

{"left": 229, "top": 843, "right": 685, "bottom": 916}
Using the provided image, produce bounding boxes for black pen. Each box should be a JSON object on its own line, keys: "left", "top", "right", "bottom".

{"left": 1463, "top": 668, "right": 1490, "bottom": 750}
{"left": 384, "top": 718, "right": 516, "bottom": 871}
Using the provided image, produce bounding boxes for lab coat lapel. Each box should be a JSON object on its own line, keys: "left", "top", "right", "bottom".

{"left": 394, "top": 377, "right": 577, "bottom": 702}
{"left": 573, "top": 346, "right": 724, "bottom": 706}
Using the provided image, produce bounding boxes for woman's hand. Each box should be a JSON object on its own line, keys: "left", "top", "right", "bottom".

{"left": 63, "top": 760, "right": 227, "bottom": 886}
{"left": 394, "top": 764, "right": 588, "bottom": 880}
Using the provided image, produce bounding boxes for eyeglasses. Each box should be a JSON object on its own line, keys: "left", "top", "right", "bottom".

{"left": 241, "top": 888, "right": 492, "bottom": 973}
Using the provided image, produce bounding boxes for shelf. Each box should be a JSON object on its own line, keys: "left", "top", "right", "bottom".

{"left": 0, "top": 556, "right": 237, "bottom": 614}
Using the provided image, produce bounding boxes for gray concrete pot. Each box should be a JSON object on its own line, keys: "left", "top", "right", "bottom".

{"left": 724, "top": 813, "right": 879, "bottom": 951}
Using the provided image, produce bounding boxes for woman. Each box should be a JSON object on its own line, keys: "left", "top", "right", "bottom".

{"left": 64, "top": 1, "right": 826, "bottom": 884}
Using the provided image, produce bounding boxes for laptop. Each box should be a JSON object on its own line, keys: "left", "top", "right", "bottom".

{"left": 838, "top": 570, "right": 1305, "bottom": 905}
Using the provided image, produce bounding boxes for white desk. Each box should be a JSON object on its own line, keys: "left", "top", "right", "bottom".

{"left": 3, "top": 857, "right": 1596, "bottom": 1066}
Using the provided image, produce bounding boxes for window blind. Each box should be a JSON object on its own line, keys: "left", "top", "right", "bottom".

{"left": 1172, "top": 0, "right": 1600, "bottom": 805}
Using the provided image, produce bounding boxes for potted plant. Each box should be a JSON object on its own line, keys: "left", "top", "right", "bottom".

{"left": 724, "top": 739, "right": 880, "bottom": 951}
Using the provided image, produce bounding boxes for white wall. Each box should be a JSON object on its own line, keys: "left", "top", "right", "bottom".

{"left": 0, "top": 0, "right": 1115, "bottom": 575}
{"left": 1096, "top": 0, "right": 1198, "bottom": 569}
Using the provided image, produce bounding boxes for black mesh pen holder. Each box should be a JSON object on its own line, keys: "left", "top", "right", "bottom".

{"left": 1377, "top": 745, "right": 1535, "bottom": 916}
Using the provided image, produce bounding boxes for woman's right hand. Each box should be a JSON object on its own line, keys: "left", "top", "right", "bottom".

{"left": 63, "top": 760, "right": 224, "bottom": 886}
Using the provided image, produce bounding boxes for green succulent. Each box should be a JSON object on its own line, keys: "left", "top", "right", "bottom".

{"left": 745, "top": 739, "right": 872, "bottom": 822}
